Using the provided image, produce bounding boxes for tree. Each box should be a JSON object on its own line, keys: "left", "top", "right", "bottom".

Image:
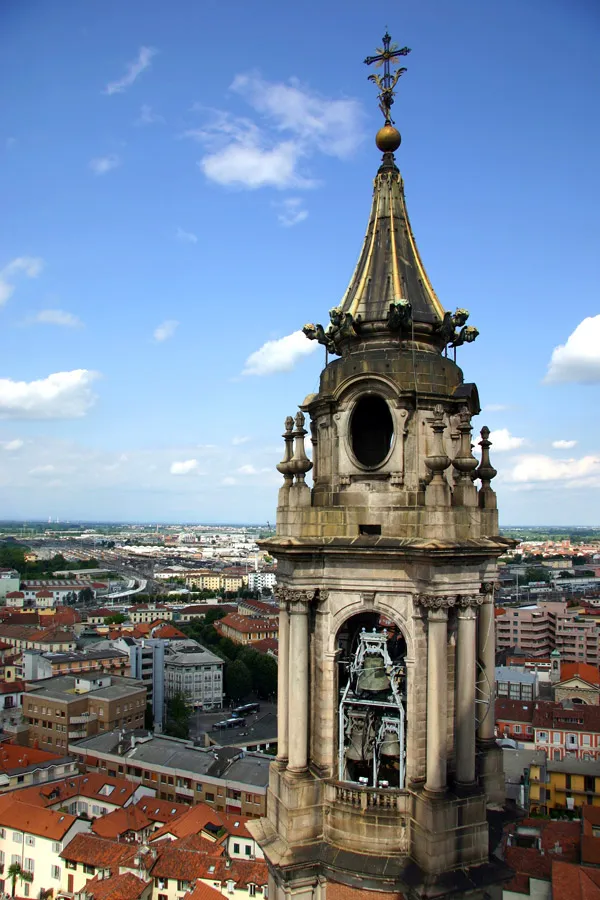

{"left": 204, "top": 608, "right": 226, "bottom": 626}
{"left": 225, "top": 659, "right": 251, "bottom": 702}
{"left": 523, "top": 567, "right": 551, "bottom": 585}
{"left": 165, "top": 691, "right": 192, "bottom": 740}
{"left": 8, "top": 863, "right": 33, "bottom": 898}
{"left": 104, "top": 613, "right": 127, "bottom": 625}
{"left": 78, "top": 587, "right": 95, "bottom": 604}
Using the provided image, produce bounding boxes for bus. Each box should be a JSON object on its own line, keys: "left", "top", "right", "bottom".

{"left": 232, "top": 703, "right": 260, "bottom": 717}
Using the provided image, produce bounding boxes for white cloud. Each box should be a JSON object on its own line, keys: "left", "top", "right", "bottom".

{"left": 231, "top": 72, "right": 362, "bottom": 158}
{"left": 482, "top": 403, "right": 508, "bottom": 413}
{"left": 232, "top": 436, "right": 251, "bottom": 446}
{"left": 237, "top": 464, "right": 258, "bottom": 475}
{"left": 104, "top": 47, "right": 157, "bottom": 95}
{"left": 242, "top": 329, "right": 319, "bottom": 376}
{"left": 508, "top": 453, "right": 600, "bottom": 485}
{"left": 0, "top": 439, "right": 23, "bottom": 451}
{"left": 0, "top": 256, "right": 44, "bottom": 306}
{"left": 170, "top": 459, "right": 200, "bottom": 476}
{"left": 487, "top": 428, "right": 526, "bottom": 452}
{"left": 135, "top": 104, "right": 164, "bottom": 126}
{"left": 276, "top": 197, "right": 308, "bottom": 227}
{"left": 187, "top": 73, "right": 362, "bottom": 192}
{"left": 222, "top": 476, "right": 236, "bottom": 486}
{"left": 89, "top": 154, "right": 121, "bottom": 176}
{"left": 552, "top": 439, "right": 577, "bottom": 450}
{"left": 175, "top": 227, "right": 198, "bottom": 244}
{"left": 29, "top": 464, "right": 56, "bottom": 476}
{"left": 153, "top": 320, "right": 179, "bottom": 342}
{"left": 0, "top": 369, "right": 99, "bottom": 419}
{"left": 27, "top": 309, "right": 83, "bottom": 328}
{"left": 544, "top": 315, "right": 600, "bottom": 384}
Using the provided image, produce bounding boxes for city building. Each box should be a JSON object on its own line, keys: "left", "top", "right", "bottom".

{"left": 23, "top": 647, "right": 131, "bottom": 680}
{"left": 214, "top": 615, "right": 277, "bottom": 646}
{"left": 248, "top": 36, "right": 510, "bottom": 900}
{"left": 164, "top": 646, "right": 223, "bottom": 710}
{"left": 22, "top": 673, "right": 146, "bottom": 751}
{"left": 529, "top": 757, "right": 600, "bottom": 814}
{"left": 0, "top": 623, "right": 77, "bottom": 653}
{"left": 0, "top": 569, "right": 20, "bottom": 599}
{"left": 495, "top": 666, "right": 538, "bottom": 701}
{"left": 496, "top": 602, "right": 600, "bottom": 664}
{"left": 246, "top": 572, "right": 277, "bottom": 593}
{"left": 553, "top": 661, "right": 600, "bottom": 705}
{"left": 533, "top": 701, "right": 600, "bottom": 760}
{"left": 0, "top": 743, "right": 77, "bottom": 793}
{"left": 14, "top": 771, "right": 154, "bottom": 814}
{"left": 495, "top": 698, "right": 535, "bottom": 745}
{"left": 123, "top": 638, "right": 166, "bottom": 729}
{"left": 0, "top": 796, "right": 90, "bottom": 899}
{"left": 70, "top": 730, "right": 271, "bottom": 816}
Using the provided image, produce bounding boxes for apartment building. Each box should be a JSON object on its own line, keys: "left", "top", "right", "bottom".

{"left": 0, "top": 744, "right": 77, "bottom": 793}
{"left": 23, "top": 647, "right": 131, "bottom": 680}
{"left": 246, "top": 572, "right": 276, "bottom": 593}
{"left": 69, "top": 731, "right": 270, "bottom": 817}
{"left": 214, "top": 615, "right": 278, "bottom": 646}
{"left": 0, "top": 623, "right": 77, "bottom": 653}
{"left": 495, "top": 698, "right": 535, "bottom": 745}
{"left": 495, "top": 666, "right": 538, "bottom": 701}
{"left": 0, "top": 569, "right": 20, "bottom": 600}
{"left": 533, "top": 702, "right": 600, "bottom": 761}
{"left": 0, "top": 797, "right": 90, "bottom": 899}
{"left": 128, "top": 606, "right": 175, "bottom": 625}
{"left": 184, "top": 571, "right": 222, "bottom": 592}
{"left": 496, "top": 601, "right": 600, "bottom": 664}
{"left": 23, "top": 673, "right": 146, "bottom": 752}
{"left": 529, "top": 757, "right": 600, "bottom": 815}
{"left": 164, "top": 647, "right": 223, "bottom": 710}
{"left": 15, "top": 771, "right": 154, "bottom": 815}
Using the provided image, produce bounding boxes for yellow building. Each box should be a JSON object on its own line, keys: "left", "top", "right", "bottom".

{"left": 529, "top": 757, "right": 600, "bottom": 815}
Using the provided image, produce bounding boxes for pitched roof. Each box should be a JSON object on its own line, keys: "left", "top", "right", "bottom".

{"left": 532, "top": 701, "right": 600, "bottom": 733}
{"left": 60, "top": 833, "right": 138, "bottom": 867}
{"left": 552, "top": 860, "right": 600, "bottom": 900}
{"left": 83, "top": 873, "right": 150, "bottom": 900}
{"left": 92, "top": 804, "right": 153, "bottom": 839}
{"left": 495, "top": 698, "right": 535, "bottom": 723}
{"left": 559, "top": 662, "right": 600, "bottom": 687}
{"left": 0, "top": 796, "right": 77, "bottom": 839}
{"left": 133, "top": 797, "right": 188, "bottom": 823}
{"left": 15, "top": 772, "right": 139, "bottom": 808}
{"left": 184, "top": 883, "right": 224, "bottom": 900}
{"left": 0, "top": 742, "right": 62, "bottom": 771}
{"left": 149, "top": 803, "right": 251, "bottom": 842}
{"left": 216, "top": 614, "right": 277, "bottom": 635}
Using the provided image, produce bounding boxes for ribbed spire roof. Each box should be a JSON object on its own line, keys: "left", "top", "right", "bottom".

{"left": 338, "top": 152, "right": 445, "bottom": 328}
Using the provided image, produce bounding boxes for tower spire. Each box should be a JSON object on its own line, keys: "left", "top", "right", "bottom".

{"left": 303, "top": 35, "right": 479, "bottom": 359}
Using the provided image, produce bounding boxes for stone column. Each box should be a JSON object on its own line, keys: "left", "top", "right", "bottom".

{"left": 276, "top": 601, "right": 290, "bottom": 762}
{"left": 417, "top": 596, "right": 450, "bottom": 794}
{"left": 478, "top": 585, "right": 496, "bottom": 743}
{"left": 288, "top": 599, "right": 310, "bottom": 773}
{"left": 456, "top": 602, "right": 477, "bottom": 784}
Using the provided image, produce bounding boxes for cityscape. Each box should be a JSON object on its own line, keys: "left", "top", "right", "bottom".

{"left": 2, "top": 3, "right": 600, "bottom": 900}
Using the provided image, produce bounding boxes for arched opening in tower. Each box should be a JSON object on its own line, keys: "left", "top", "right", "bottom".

{"left": 350, "top": 395, "right": 394, "bottom": 467}
{"left": 336, "top": 611, "right": 407, "bottom": 789}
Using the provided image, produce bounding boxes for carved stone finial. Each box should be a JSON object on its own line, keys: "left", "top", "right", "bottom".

{"left": 475, "top": 426, "right": 497, "bottom": 509}
{"left": 289, "top": 409, "right": 313, "bottom": 484}
{"left": 451, "top": 408, "right": 478, "bottom": 507}
{"left": 277, "top": 414, "right": 296, "bottom": 484}
{"left": 424, "top": 406, "right": 451, "bottom": 505}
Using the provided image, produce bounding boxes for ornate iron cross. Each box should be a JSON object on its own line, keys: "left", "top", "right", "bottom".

{"left": 364, "top": 32, "right": 411, "bottom": 125}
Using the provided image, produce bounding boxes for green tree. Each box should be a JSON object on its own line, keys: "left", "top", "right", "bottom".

{"left": 225, "top": 659, "right": 251, "bottom": 702}
{"left": 8, "top": 863, "right": 33, "bottom": 898}
{"left": 104, "top": 613, "right": 127, "bottom": 625}
{"left": 204, "top": 607, "right": 226, "bottom": 626}
{"left": 523, "top": 567, "right": 551, "bottom": 585}
{"left": 78, "top": 587, "right": 95, "bottom": 603}
{"left": 165, "top": 691, "right": 192, "bottom": 739}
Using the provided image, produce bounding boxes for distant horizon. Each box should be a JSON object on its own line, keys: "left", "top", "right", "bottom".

{"left": 1, "top": 520, "right": 600, "bottom": 531}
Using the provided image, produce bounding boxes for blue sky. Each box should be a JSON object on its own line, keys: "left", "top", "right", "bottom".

{"left": 1, "top": 0, "right": 599, "bottom": 525}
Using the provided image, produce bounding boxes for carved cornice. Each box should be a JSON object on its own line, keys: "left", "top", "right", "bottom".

{"left": 415, "top": 593, "right": 483, "bottom": 610}
{"left": 274, "top": 587, "right": 328, "bottom": 606}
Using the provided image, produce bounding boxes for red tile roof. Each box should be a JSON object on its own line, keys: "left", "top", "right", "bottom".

{"left": 0, "top": 796, "right": 77, "bottom": 839}
{"left": 0, "top": 742, "right": 62, "bottom": 771}
{"left": 92, "top": 804, "right": 153, "bottom": 839}
{"left": 150, "top": 803, "right": 252, "bottom": 842}
{"left": 133, "top": 797, "right": 188, "bottom": 823}
{"left": 532, "top": 701, "right": 600, "bottom": 733}
{"left": 83, "top": 873, "right": 150, "bottom": 900}
{"left": 216, "top": 614, "right": 277, "bottom": 635}
{"left": 495, "top": 698, "right": 535, "bottom": 723}
{"left": 559, "top": 662, "right": 600, "bottom": 687}
{"left": 552, "top": 860, "right": 600, "bottom": 900}
{"left": 15, "top": 772, "right": 139, "bottom": 808}
{"left": 0, "top": 679, "right": 25, "bottom": 694}
{"left": 184, "top": 883, "right": 224, "bottom": 900}
{"left": 60, "top": 833, "right": 139, "bottom": 867}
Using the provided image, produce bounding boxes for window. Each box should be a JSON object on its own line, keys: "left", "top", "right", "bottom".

{"left": 65, "top": 860, "right": 77, "bottom": 870}
{"left": 234, "top": 843, "right": 240, "bottom": 854}
{"left": 12, "top": 832, "right": 22, "bottom": 843}
{"left": 0, "top": 829, "right": 5, "bottom": 839}
{"left": 513, "top": 725, "right": 521, "bottom": 734}
{"left": 52, "top": 867, "right": 61, "bottom": 880}
{"left": 24, "top": 859, "right": 34, "bottom": 873}
{"left": 25, "top": 836, "right": 35, "bottom": 847}
{"left": 11, "top": 855, "right": 19, "bottom": 866}
{"left": 552, "top": 732, "right": 561, "bottom": 744}
{"left": 23, "top": 885, "right": 29, "bottom": 897}
{"left": 205, "top": 792, "right": 215, "bottom": 803}
{"left": 83, "top": 865, "right": 95, "bottom": 875}
{"left": 249, "top": 885, "right": 257, "bottom": 897}
{"left": 245, "top": 846, "right": 252, "bottom": 857}
{"left": 583, "top": 735, "right": 591, "bottom": 746}
{"left": 52, "top": 842, "right": 61, "bottom": 853}
{"left": 537, "top": 731, "right": 548, "bottom": 743}
{"left": 350, "top": 395, "right": 394, "bottom": 468}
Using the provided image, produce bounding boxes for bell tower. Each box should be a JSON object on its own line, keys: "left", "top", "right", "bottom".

{"left": 249, "top": 34, "right": 513, "bottom": 900}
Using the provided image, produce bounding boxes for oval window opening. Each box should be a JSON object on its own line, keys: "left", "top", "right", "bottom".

{"left": 351, "top": 395, "right": 394, "bottom": 467}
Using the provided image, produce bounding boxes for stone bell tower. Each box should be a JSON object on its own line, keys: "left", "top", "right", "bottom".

{"left": 248, "top": 33, "right": 513, "bottom": 900}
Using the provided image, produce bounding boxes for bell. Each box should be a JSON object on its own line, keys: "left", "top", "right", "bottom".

{"left": 379, "top": 729, "right": 401, "bottom": 757}
{"left": 356, "top": 655, "right": 390, "bottom": 693}
{"left": 345, "top": 712, "right": 373, "bottom": 761}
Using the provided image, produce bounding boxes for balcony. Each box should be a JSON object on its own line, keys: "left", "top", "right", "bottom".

{"left": 322, "top": 779, "right": 411, "bottom": 856}
{"left": 70, "top": 714, "right": 97, "bottom": 725}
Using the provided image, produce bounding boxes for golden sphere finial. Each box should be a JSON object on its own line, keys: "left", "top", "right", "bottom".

{"left": 376, "top": 124, "right": 401, "bottom": 153}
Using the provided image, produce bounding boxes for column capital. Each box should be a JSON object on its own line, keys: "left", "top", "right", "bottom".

{"left": 415, "top": 593, "right": 457, "bottom": 610}
{"left": 480, "top": 581, "right": 500, "bottom": 596}
{"left": 457, "top": 594, "right": 485, "bottom": 610}
{"left": 275, "top": 586, "right": 328, "bottom": 606}
{"left": 457, "top": 604, "right": 478, "bottom": 620}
